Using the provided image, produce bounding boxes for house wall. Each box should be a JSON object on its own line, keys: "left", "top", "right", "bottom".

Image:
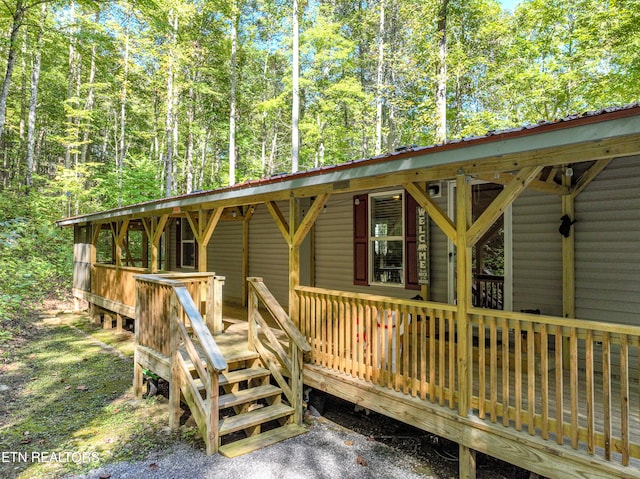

{"left": 248, "top": 201, "right": 290, "bottom": 305}
{"left": 575, "top": 155, "right": 640, "bottom": 326}
{"left": 512, "top": 190, "right": 563, "bottom": 316}
{"left": 73, "top": 224, "right": 92, "bottom": 292}
{"left": 314, "top": 190, "right": 451, "bottom": 302}
{"left": 208, "top": 220, "right": 243, "bottom": 303}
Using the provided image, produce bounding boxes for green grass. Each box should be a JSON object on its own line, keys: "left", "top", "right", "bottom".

{"left": 0, "top": 313, "right": 200, "bottom": 479}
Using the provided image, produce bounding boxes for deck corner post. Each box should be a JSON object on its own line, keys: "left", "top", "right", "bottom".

{"left": 247, "top": 278, "right": 260, "bottom": 351}
{"left": 459, "top": 444, "right": 477, "bottom": 479}
{"left": 207, "top": 275, "right": 224, "bottom": 335}
{"left": 168, "top": 291, "right": 181, "bottom": 430}
{"left": 206, "top": 371, "right": 220, "bottom": 455}
{"left": 133, "top": 280, "right": 143, "bottom": 399}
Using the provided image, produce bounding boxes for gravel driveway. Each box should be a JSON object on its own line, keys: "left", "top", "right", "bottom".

{"left": 65, "top": 418, "right": 432, "bottom": 479}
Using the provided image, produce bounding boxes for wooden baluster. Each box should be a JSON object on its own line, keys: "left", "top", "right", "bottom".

{"left": 479, "top": 314, "right": 486, "bottom": 419}
{"left": 490, "top": 316, "right": 498, "bottom": 423}
{"left": 555, "top": 324, "right": 564, "bottom": 445}
{"left": 620, "top": 334, "right": 629, "bottom": 466}
{"left": 438, "top": 311, "right": 445, "bottom": 406}
{"left": 502, "top": 317, "right": 510, "bottom": 427}
{"left": 527, "top": 320, "right": 536, "bottom": 436}
{"left": 570, "top": 327, "right": 578, "bottom": 449}
{"left": 514, "top": 320, "right": 522, "bottom": 431}
{"left": 585, "top": 329, "right": 594, "bottom": 454}
{"left": 603, "top": 331, "right": 611, "bottom": 460}
{"left": 540, "top": 323, "right": 549, "bottom": 440}
{"left": 420, "top": 307, "right": 427, "bottom": 400}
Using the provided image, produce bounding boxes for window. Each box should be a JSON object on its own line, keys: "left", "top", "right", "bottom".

{"left": 370, "top": 191, "right": 404, "bottom": 285}
{"left": 178, "top": 219, "right": 196, "bottom": 268}
{"left": 353, "top": 191, "right": 419, "bottom": 289}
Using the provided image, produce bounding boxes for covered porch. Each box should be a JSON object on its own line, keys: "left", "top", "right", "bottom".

{"left": 58, "top": 106, "right": 640, "bottom": 478}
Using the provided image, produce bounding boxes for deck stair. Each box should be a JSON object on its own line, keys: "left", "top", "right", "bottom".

{"left": 134, "top": 274, "right": 310, "bottom": 458}
{"left": 181, "top": 346, "right": 306, "bottom": 458}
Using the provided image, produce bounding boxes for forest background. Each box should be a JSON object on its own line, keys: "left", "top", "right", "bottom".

{"left": 0, "top": 0, "right": 639, "bottom": 330}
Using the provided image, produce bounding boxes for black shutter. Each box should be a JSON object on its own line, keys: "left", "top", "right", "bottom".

{"left": 353, "top": 194, "right": 368, "bottom": 285}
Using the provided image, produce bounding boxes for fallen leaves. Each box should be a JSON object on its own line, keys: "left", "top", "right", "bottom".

{"left": 356, "top": 454, "right": 368, "bottom": 467}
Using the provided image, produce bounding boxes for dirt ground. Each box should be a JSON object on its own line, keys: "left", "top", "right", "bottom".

{"left": 305, "top": 389, "right": 534, "bottom": 479}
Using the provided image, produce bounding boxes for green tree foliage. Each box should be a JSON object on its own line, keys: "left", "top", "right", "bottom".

{"left": 0, "top": 0, "right": 639, "bottom": 325}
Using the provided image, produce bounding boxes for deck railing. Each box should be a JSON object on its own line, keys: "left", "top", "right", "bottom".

{"left": 134, "top": 273, "right": 224, "bottom": 355}
{"left": 296, "top": 286, "right": 459, "bottom": 409}
{"left": 135, "top": 274, "right": 227, "bottom": 455}
{"left": 469, "top": 308, "right": 640, "bottom": 466}
{"left": 248, "top": 278, "right": 311, "bottom": 424}
{"left": 296, "top": 286, "right": 640, "bottom": 467}
{"left": 92, "top": 263, "right": 147, "bottom": 308}
{"left": 473, "top": 274, "right": 504, "bottom": 310}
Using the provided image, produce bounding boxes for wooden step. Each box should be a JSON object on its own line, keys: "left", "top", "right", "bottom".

{"left": 219, "top": 403, "right": 294, "bottom": 436}
{"left": 192, "top": 367, "right": 271, "bottom": 393}
{"left": 219, "top": 384, "right": 282, "bottom": 409}
{"left": 182, "top": 349, "right": 260, "bottom": 373}
{"left": 219, "top": 367, "right": 270, "bottom": 387}
{"left": 218, "top": 423, "right": 307, "bottom": 458}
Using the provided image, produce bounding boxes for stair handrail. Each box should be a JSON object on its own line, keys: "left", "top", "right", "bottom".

{"left": 247, "top": 277, "right": 311, "bottom": 424}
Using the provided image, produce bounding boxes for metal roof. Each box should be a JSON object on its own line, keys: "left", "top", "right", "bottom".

{"left": 57, "top": 103, "right": 640, "bottom": 227}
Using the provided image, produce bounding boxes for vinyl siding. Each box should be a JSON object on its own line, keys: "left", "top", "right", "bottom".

{"left": 575, "top": 156, "right": 640, "bottom": 325}
{"left": 208, "top": 220, "right": 243, "bottom": 303}
{"left": 248, "top": 201, "right": 290, "bottom": 306}
{"left": 512, "top": 190, "right": 563, "bottom": 316}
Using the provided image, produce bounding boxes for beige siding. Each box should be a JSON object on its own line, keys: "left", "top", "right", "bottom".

{"left": 512, "top": 190, "right": 563, "bottom": 316}
{"left": 575, "top": 156, "right": 640, "bottom": 325}
{"left": 315, "top": 191, "right": 448, "bottom": 301}
{"left": 249, "top": 201, "right": 290, "bottom": 306}
{"left": 208, "top": 220, "right": 243, "bottom": 303}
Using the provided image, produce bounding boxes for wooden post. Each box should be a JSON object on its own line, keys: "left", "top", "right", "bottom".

{"left": 209, "top": 276, "right": 225, "bottom": 335}
{"left": 456, "top": 173, "right": 473, "bottom": 416}
{"left": 169, "top": 292, "right": 181, "bottom": 430}
{"left": 459, "top": 445, "right": 477, "bottom": 479}
{"left": 247, "top": 277, "right": 262, "bottom": 352}
{"left": 133, "top": 281, "right": 143, "bottom": 399}
{"left": 457, "top": 172, "right": 476, "bottom": 479}
{"left": 289, "top": 197, "right": 300, "bottom": 326}
{"left": 241, "top": 206, "right": 256, "bottom": 306}
{"left": 562, "top": 172, "right": 575, "bottom": 367}
{"left": 206, "top": 368, "right": 220, "bottom": 454}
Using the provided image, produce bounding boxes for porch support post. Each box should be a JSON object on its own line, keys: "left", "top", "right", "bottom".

{"left": 242, "top": 205, "right": 257, "bottom": 306}
{"left": 289, "top": 197, "right": 300, "bottom": 326}
{"left": 459, "top": 445, "right": 477, "bottom": 479}
{"left": 142, "top": 214, "right": 169, "bottom": 273}
{"left": 456, "top": 172, "right": 473, "bottom": 416}
{"left": 186, "top": 208, "right": 223, "bottom": 272}
{"left": 562, "top": 172, "right": 575, "bottom": 367}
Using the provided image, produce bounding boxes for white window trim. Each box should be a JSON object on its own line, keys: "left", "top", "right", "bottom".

{"left": 180, "top": 220, "right": 196, "bottom": 269}
{"left": 368, "top": 190, "right": 405, "bottom": 287}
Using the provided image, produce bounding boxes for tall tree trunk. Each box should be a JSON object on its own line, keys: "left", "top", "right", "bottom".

{"left": 375, "top": 0, "right": 385, "bottom": 155}
{"left": 164, "top": 9, "right": 178, "bottom": 197}
{"left": 119, "top": 11, "right": 130, "bottom": 206}
{"left": 185, "top": 75, "right": 195, "bottom": 193}
{"left": 65, "top": 1, "right": 76, "bottom": 169}
{"left": 0, "top": 0, "right": 25, "bottom": 145}
{"left": 81, "top": 11, "right": 100, "bottom": 165}
{"left": 435, "top": 0, "right": 448, "bottom": 144}
{"left": 228, "top": 2, "right": 238, "bottom": 185}
{"left": 291, "top": 0, "right": 300, "bottom": 173}
{"left": 19, "top": 25, "right": 27, "bottom": 153}
{"left": 26, "top": 4, "right": 46, "bottom": 189}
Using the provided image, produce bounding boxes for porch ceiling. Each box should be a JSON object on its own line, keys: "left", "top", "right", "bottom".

{"left": 57, "top": 104, "right": 640, "bottom": 227}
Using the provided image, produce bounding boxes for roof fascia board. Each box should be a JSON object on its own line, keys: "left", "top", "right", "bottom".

{"left": 57, "top": 114, "right": 640, "bottom": 227}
